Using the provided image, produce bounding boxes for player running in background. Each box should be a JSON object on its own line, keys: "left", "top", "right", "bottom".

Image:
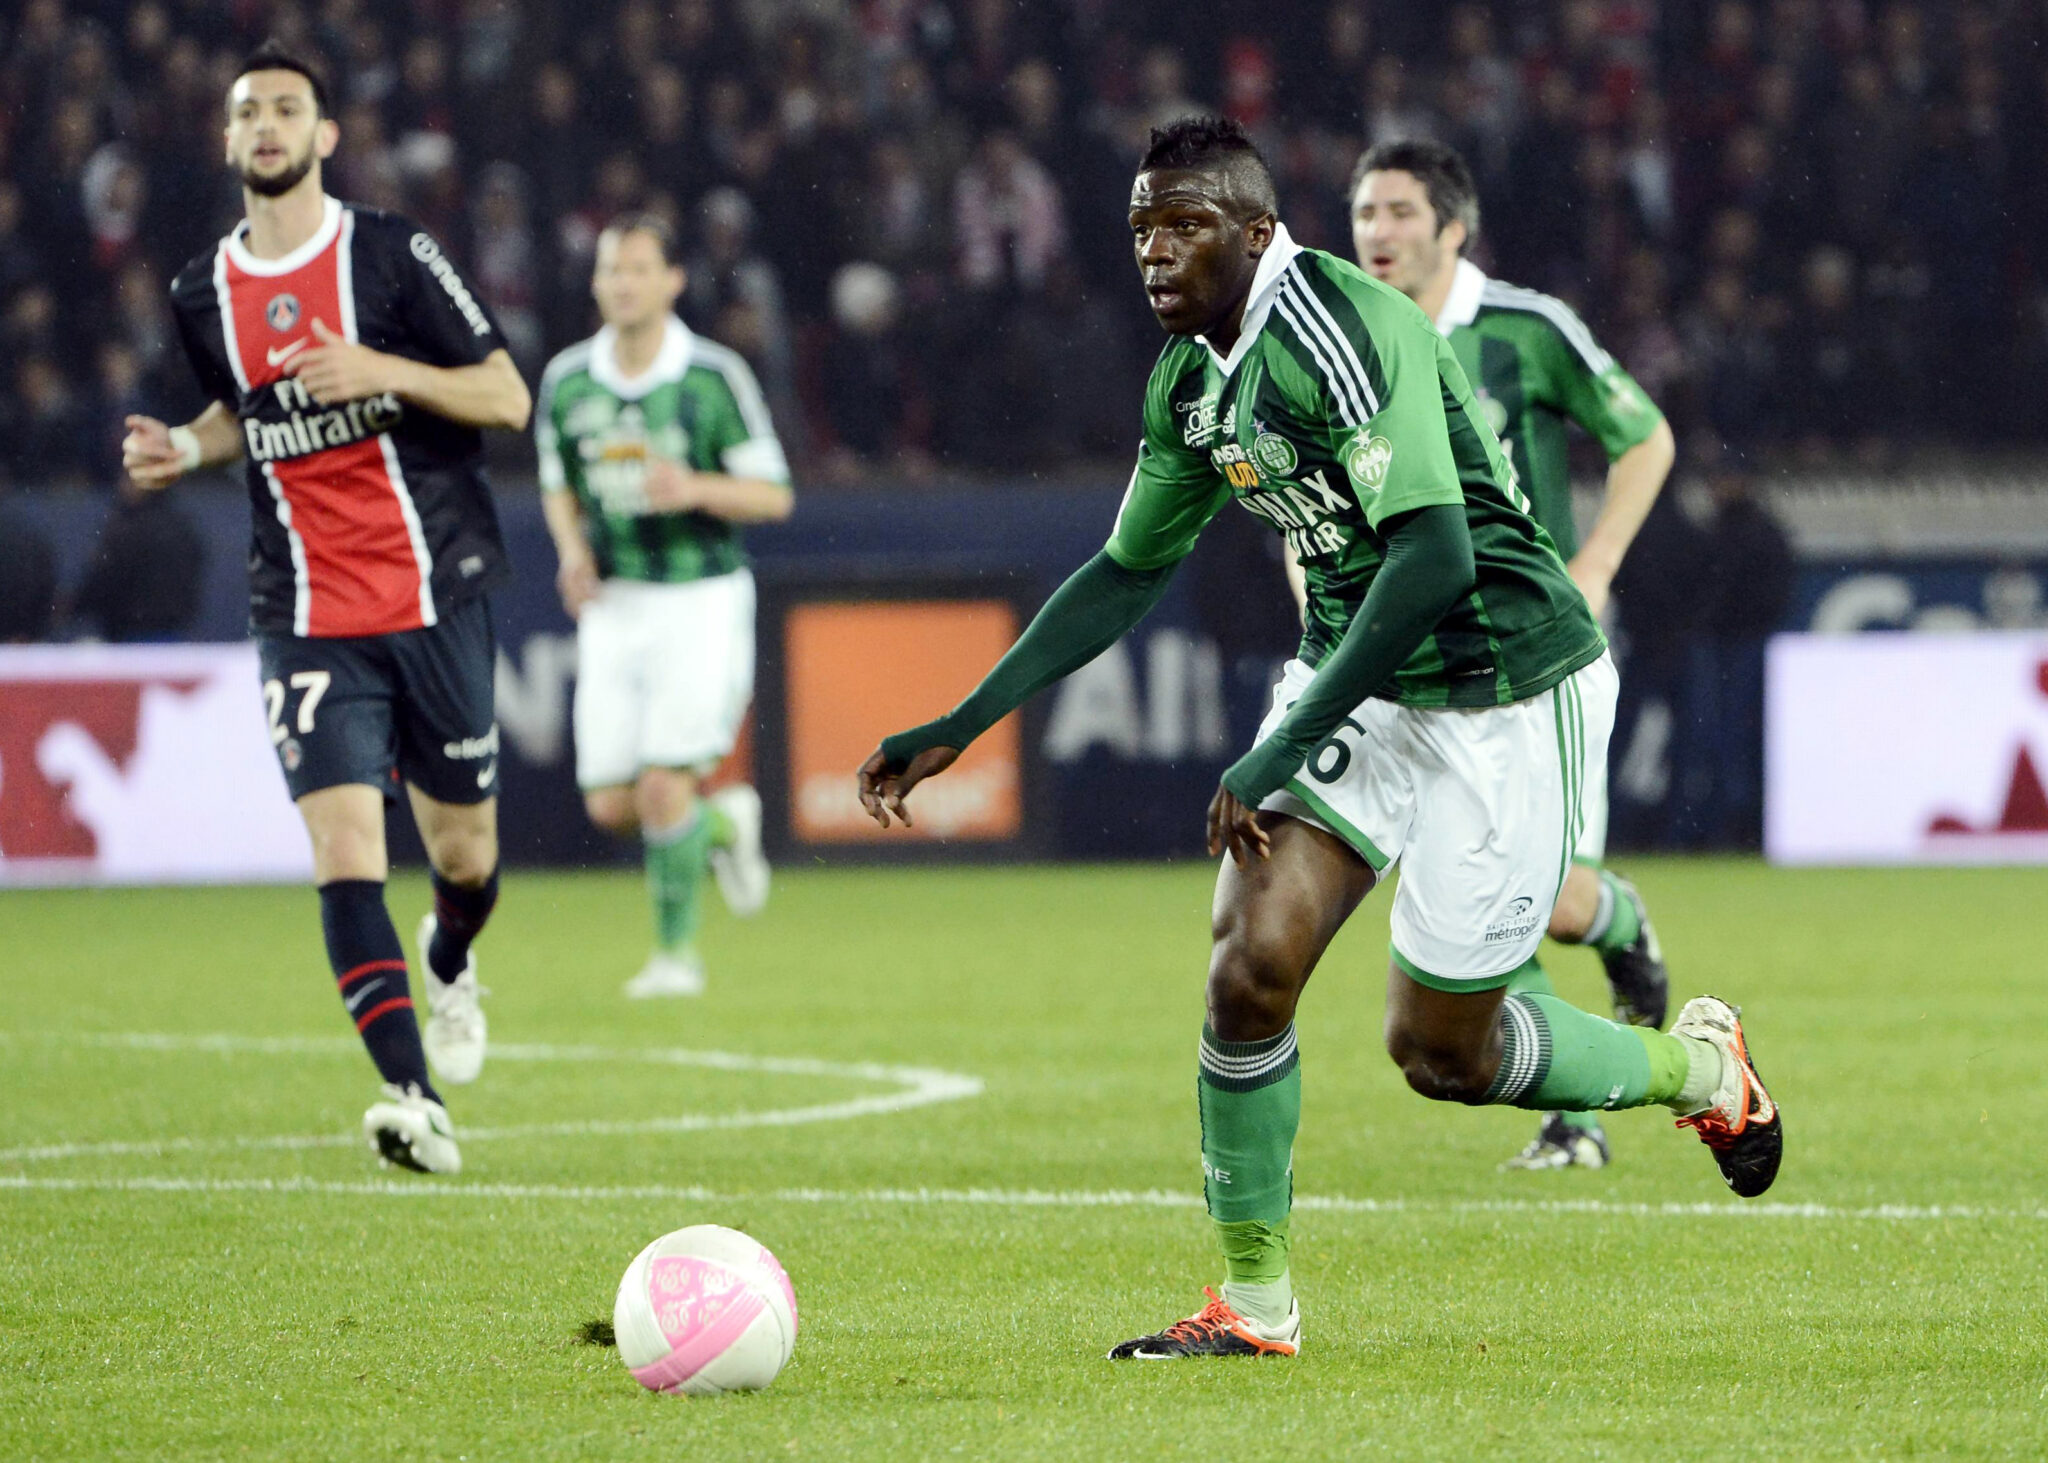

{"left": 537, "top": 216, "right": 787, "bottom": 998}
{"left": 859, "top": 118, "right": 1780, "bottom": 1359}
{"left": 121, "top": 43, "right": 529, "bottom": 1174}
{"left": 1349, "top": 139, "right": 1678, "bottom": 1172}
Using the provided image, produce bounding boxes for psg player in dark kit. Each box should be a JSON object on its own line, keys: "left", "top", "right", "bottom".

{"left": 122, "top": 43, "right": 530, "bottom": 1174}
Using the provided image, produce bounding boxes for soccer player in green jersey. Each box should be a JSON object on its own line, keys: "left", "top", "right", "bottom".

{"left": 858, "top": 118, "right": 1781, "bottom": 1359}
{"left": 1350, "top": 140, "right": 1678, "bottom": 1172}
{"left": 537, "top": 215, "right": 790, "bottom": 997}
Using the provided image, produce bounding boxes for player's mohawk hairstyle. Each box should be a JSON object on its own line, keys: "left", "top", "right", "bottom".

{"left": 1141, "top": 115, "right": 1267, "bottom": 175}
{"left": 1138, "top": 116, "right": 1277, "bottom": 219}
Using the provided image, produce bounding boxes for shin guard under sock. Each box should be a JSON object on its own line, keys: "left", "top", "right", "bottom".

{"left": 1482, "top": 991, "right": 1694, "bottom": 1112}
{"left": 321, "top": 880, "right": 438, "bottom": 1103}
{"left": 1200, "top": 1022, "right": 1301, "bottom": 1312}
{"left": 1503, "top": 958, "right": 1601, "bottom": 1132}
{"left": 645, "top": 808, "right": 717, "bottom": 954}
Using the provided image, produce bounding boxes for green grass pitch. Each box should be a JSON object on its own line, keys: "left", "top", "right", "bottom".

{"left": 3, "top": 859, "right": 2044, "bottom": 1459}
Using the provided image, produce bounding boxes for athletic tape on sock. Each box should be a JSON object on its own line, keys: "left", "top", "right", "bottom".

{"left": 1483, "top": 995, "right": 1553, "bottom": 1105}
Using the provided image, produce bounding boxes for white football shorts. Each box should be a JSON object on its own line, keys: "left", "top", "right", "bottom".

{"left": 573, "top": 569, "right": 755, "bottom": 789}
{"left": 1575, "top": 738, "right": 1610, "bottom": 866}
{"left": 1258, "top": 651, "right": 1618, "bottom": 987}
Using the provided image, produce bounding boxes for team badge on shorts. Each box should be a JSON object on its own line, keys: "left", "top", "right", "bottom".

{"left": 266, "top": 293, "right": 301, "bottom": 332}
{"left": 279, "top": 737, "right": 303, "bottom": 772}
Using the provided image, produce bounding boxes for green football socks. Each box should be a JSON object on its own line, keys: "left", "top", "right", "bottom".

{"left": 1584, "top": 868, "right": 1644, "bottom": 955}
{"left": 644, "top": 804, "right": 722, "bottom": 954}
{"left": 1199, "top": 1024, "right": 1299, "bottom": 1326}
{"left": 1484, "top": 979, "right": 1710, "bottom": 1114}
{"left": 1503, "top": 958, "right": 1601, "bottom": 1133}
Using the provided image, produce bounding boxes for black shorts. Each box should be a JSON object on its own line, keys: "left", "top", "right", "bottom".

{"left": 256, "top": 597, "right": 499, "bottom": 805}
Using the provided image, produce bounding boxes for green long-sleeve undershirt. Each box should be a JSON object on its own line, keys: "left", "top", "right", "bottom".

{"left": 1221, "top": 503, "right": 1475, "bottom": 807}
{"left": 877, "top": 550, "right": 1176, "bottom": 768}
{"left": 876, "top": 505, "right": 1476, "bottom": 810}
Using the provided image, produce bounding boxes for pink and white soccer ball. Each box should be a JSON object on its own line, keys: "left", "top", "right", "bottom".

{"left": 613, "top": 1225, "right": 798, "bottom": 1395}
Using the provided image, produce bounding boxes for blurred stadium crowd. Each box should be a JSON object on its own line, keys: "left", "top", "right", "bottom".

{"left": 2, "top": 0, "right": 2044, "bottom": 492}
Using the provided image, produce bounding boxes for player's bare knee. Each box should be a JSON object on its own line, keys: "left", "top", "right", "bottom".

{"left": 308, "top": 825, "right": 383, "bottom": 882}
{"left": 1548, "top": 865, "right": 1598, "bottom": 943}
{"left": 585, "top": 787, "right": 636, "bottom": 833}
{"left": 429, "top": 832, "right": 497, "bottom": 887}
{"left": 1205, "top": 922, "right": 1306, "bottom": 1040}
{"left": 1384, "top": 1023, "right": 1495, "bottom": 1105}
{"left": 635, "top": 768, "right": 698, "bottom": 831}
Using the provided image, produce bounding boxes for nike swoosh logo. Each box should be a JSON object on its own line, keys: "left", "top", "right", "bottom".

{"left": 344, "top": 982, "right": 380, "bottom": 1013}
{"left": 267, "top": 339, "right": 308, "bottom": 367}
{"left": 477, "top": 763, "right": 496, "bottom": 789}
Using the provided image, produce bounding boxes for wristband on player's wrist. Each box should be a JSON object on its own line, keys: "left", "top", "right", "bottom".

{"left": 167, "top": 425, "right": 203, "bottom": 472}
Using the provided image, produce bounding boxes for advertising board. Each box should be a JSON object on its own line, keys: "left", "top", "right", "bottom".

{"left": 0, "top": 644, "right": 311, "bottom": 884}
{"left": 1765, "top": 632, "right": 2048, "bottom": 864}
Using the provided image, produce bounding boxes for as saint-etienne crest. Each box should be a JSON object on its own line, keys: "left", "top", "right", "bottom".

{"left": 266, "top": 293, "right": 301, "bottom": 332}
{"left": 1345, "top": 432, "right": 1394, "bottom": 493}
{"left": 1250, "top": 427, "right": 1298, "bottom": 478}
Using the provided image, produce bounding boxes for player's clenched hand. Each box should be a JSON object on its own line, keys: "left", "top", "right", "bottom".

{"left": 1206, "top": 784, "right": 1272, "bottom": 866}
{"left": 556, "top": 548, "right": 600, "bottom": 619}
{"left": 642, "top": 456, "right": 705, "bottom": 514}
{"left": 856, "top": 744, "right": 960, "bottom": 829}
{"left": 287, "top": 318, "right": 396, "bottom": 404}
{"left": 121, "top": 415, "right": 184, "bottom": 490}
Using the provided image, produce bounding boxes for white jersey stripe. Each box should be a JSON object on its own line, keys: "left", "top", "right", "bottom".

{"left": 1287, "top": 265, "right": 1382, "bottom": 418}
{"left": 1479, "top": 282, "right": 1613, "bottom": 373}
{"left": 1278, "top": 273, "right": 1376, "bottom": 423}
{"left": 376, "top": 433, "right": 438, "bottom": 628}
{"left": 211, "top": 245, "right": 251, "bottom": 395}
{"left": 337, "top": 211, "right": 437, "bottom": 627}
{"left": 1274, "top": 286, "right": 1364, "bottom": 428}
{"left": 219, "top": 245, "right": 315, "bottom": 632}
{"left": 259, "top": 462, "right": 313, "bottom": 636}
{"left": 695, "top": 343, "right": 778, "bottom": 443}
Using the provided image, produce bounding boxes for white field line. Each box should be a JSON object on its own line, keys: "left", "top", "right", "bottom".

{"left": 0, "top": 1031, "right": 983, "bottom": 1164}
{"left": 0, "top": 1174, "right": 2040, "bottom": 1224}
{"left": 2, "top": 1033, "right": 2036, "bottom": 1225}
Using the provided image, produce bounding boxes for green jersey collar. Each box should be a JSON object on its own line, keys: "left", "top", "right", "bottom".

{"left": 1434, "top": 258, "right": 1487, "bottom": 335}
{"left": 589, "top": 313, "right": 692, "bottom": 400}
{"left": 1197, "top": 221, "right": 1304, "bottom": 377}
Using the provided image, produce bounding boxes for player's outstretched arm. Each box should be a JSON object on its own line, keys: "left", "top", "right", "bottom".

{"left": 855, "top": 549, "right": 1176, "bottom": 829}
{"left": 1571, "top": 417, "right": 1674, "bottom": 617}
{"left": 121, "top": 401, "right": 242, "bottom": 490}
{"left": 289, "top": 321, "right": 531, "bottom": 431}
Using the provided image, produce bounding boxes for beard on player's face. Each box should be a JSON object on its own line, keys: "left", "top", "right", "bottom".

{"left": 238, "top": 139, "right": 318, "bottom": 198}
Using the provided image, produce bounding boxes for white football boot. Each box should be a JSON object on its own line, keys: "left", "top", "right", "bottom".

{"left": 362, "top": 1084, "right": 461, "bottom": 1174}
{"left": 625, "top": 948, "right": 706, "bottom": 999}
{"left": 707, "top": 785, "right": 771, "bottom": 917}
{"left": 417, "top": 914, "right": 488, "bottom": 1085}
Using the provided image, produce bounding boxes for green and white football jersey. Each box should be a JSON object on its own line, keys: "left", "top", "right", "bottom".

{"left": 1106, "top": 225, "right": 1603, "bottom": 710}
{"left": 536, "top": 316, "right": 789, "bottom": 583}
{"left": 1433, "top": 260, "right": 1664, "bottom": 560}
